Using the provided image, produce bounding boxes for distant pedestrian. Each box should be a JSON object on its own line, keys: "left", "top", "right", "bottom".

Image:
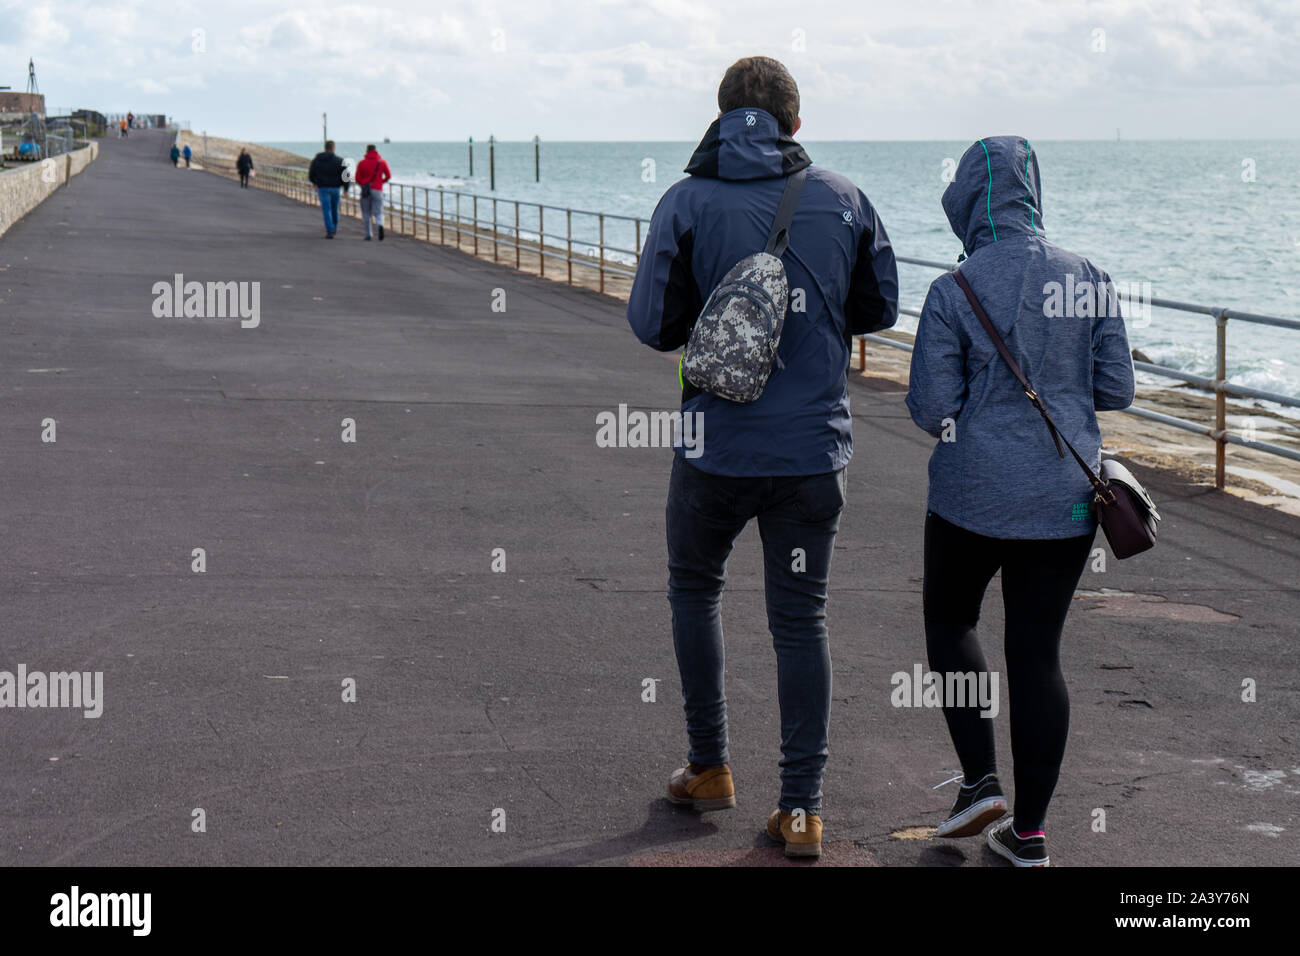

{"left": 355, "top": 144, "right": 391, "bottom": 241}
{"left": 182, "top": 144, "right": 192, "bottom": 168}
{"left": 127, "top": 111, "right": 134, "bottom": 130}
{"left": 119, "top": 118, "right": 127, "bottom": 138}
{"left": 236, "top": 148, "right": 254, "bottom": 188}
{"left": 170, "top": 144, "right": 180, "bottom": 167}
{"left": 308, "top": 140, "right": 347, "bottom": 239}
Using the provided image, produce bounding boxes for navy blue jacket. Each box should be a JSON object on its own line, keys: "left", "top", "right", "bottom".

{"left": 627, "top": 108, "right": 899, "bottom": 476}
{"left": 906, "top": 136, "right": 1135, "bottom": 538}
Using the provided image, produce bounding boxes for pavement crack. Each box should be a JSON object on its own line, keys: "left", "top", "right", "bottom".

{"left": 484, "top": 702, "right": 564, "bottom": 808}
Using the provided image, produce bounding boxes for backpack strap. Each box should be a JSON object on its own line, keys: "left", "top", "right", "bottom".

{"left": 763, "top": 169, "right": 807, "bottom": 258}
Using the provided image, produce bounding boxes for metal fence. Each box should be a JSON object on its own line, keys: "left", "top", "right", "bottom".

{"left": 259, "top": 164, "right": 647, "bottom": 294}
{"left": 256, "top": 165, "right": 1299, "bottom": 489}
{"left": 866, "top": 257, "right": 1300, "bottom": 488}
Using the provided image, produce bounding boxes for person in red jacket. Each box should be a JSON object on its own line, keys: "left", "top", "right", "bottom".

{"left": 355, "top": 145, "right": 392, "bottom": 241}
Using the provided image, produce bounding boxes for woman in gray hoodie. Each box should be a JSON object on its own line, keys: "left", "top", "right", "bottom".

{"left": 906, "top": 136, "right": 1135, "bottom": 866}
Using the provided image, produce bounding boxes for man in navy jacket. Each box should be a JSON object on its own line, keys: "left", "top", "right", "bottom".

{"left": 627, "top": 56, "right": 898, "bottom": 856}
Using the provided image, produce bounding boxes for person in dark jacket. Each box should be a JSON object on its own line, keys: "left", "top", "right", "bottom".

{"left": 182, "top": 144, "right": 192, "bottom": 168}
{"left": 169, "top": 144, "right": 180, "bottom": 167}
{"left": 236, "top": 149, "right": 254, "bottom": 188}
{"left": 627, "top": 56, "right": 898, "bottom": 858}
{"left": 906, "top": 136, "right": 1134, "bottom": 867}
{"left": 308, "top": 141, "right": 347, "bottom": 238}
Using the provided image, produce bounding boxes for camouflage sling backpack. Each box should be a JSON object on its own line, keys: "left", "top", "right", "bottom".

{"left": 681, "top": 168, "right": 807, "bottom": 403}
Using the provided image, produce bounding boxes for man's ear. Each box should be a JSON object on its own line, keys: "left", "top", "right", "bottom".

{"left": 793, "top": 116, "right": 802, "bottom": 135}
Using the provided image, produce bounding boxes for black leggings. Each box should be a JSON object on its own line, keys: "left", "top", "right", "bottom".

{"left": 923, "top": 511, "right": 1094, "bottom": 832}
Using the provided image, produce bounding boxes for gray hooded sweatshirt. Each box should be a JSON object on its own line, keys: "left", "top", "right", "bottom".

{"left": 906, "top": 136, "right": 1135, "bottom": 539}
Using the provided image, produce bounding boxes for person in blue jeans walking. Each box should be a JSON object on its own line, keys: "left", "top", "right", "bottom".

{"left": 627, "top": 56, "right": 898, "bottom": 857}
{"left": 308, "top": 140, "right": 347, "bottom": 239}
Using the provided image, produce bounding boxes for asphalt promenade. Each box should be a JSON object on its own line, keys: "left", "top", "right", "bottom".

{"left": 1, "top": 129, "right": 1296, "bottom": 866}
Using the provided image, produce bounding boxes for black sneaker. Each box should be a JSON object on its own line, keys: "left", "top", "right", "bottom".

{"left": 378, "top": 225, "right": 385, "bottom": 241}
{"left": 935, "top": 773, "right": 1007, "bottom": 837}
{"left": 987, "top": 818, "right": 1050, "bottom": 867}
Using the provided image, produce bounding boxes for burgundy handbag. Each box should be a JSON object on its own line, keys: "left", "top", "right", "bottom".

{"left": 951, "top": 269, "right": 1160, "bottom": 558}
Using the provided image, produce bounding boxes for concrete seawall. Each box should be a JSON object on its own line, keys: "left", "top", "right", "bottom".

{"left": 0, "top": 141, "right": 99, "bottom": 239}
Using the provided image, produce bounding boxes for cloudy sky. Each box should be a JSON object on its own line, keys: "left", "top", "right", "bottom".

{"left": 2, "top": 0, "right": 1298, "bottom": 141}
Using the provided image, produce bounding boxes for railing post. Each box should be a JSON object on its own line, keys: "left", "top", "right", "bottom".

{"left": 566, "top": 209, "right": 573, "bottom": 285}
{"left": 599, "top": 214, "right": 606, "bottom": 294}
{"left": 635, "top": 220, "right": 642, "bottom": 265}
{"left": 539, "top": 207, "right": 545, "bottom": 277}
{"left": 424, "top": 188, "right": 429, "bottom": 241}
{"left": 440, "top": 189, "right": 445, "bottom": 244}
{"left": 473, "top": 196, "right": 479, "bottom": 257}
{"left": 493, "top": 197, "right": 499, "bottom": 262}
{"left": 456, "top": 193, "right": 461, "bottom": 249}
{"left": 514, "top": 201, "right": 520, "bottom": 269}
{"left": 1215, "top": 311, "right": 1228, "bottom": 490}
{"left": 859, "top": 336, "right": 866, "bottom": 372}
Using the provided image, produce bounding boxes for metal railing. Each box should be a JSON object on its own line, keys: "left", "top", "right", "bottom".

{"left": 258, "top": 164, "right": 649, "bottom": 295}
{"left": 254, "top": 165, "right": 1298, "bottom": 489}
{"left": 863, "top": 256, "right": 1300, "bottom": 488}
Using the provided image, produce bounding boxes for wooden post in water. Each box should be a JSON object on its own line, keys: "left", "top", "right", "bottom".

{"left": 468, "top": 136, "right": 473, "bottom": 177}
{"left": 489, "top": 134, "right": 495, "bottom": 191}
{"left": 534, "top": 135, "right": 540, "bottom": 182}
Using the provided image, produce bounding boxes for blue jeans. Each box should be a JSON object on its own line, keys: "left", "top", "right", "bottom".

{"left": 666, "top": 454, "right": 846, "bottom": 814}
{"left": 318, "top": 186, "right": 341, "bottom": 234}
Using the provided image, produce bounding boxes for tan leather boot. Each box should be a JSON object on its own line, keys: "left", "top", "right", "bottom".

{"left": 666, "top": 762, "right": 736, "bottom": 811}
{"left": 766, "top": 809, "right": 823, "bottom": 858}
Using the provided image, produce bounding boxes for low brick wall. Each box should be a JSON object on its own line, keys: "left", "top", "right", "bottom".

{"left": 0, "top": 141, "right": 99, "bottom": 239}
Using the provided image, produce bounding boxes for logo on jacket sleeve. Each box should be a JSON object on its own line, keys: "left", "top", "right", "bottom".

{"left": 745, "top": 111, "right": 756, "bottom": 126}
{"left": 841, "top": 210, "right": 853, "bottom": 224}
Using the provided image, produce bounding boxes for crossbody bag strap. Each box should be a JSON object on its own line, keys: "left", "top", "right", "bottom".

{"left": 951, "top": 268, "right": 1108, "bottom": 495}
{"left": 763, "top": 168, "right": 807, "bottom": 258}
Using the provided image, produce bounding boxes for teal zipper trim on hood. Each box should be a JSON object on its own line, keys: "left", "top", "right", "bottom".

{"left": 979, "top": 140, "right": 998, "bottom": 243}
{"left": 1023, "top": 139, "right": 1038, "bottom": 235}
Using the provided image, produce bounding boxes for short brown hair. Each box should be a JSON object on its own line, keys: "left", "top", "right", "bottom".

{"left": 717, "top": 56, "right": 799, "bottom": 135}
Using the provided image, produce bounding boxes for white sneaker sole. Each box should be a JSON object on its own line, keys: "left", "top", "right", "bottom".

{"left": 935, "top": 796, "right": 1007, "bottom": 838}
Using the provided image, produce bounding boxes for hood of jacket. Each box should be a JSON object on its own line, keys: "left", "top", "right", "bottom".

{"left": 942, "top": 136, "right": 1043, "bottom": 255}
{"left": 684, "top": 107, "right": 811, "bottom": 181}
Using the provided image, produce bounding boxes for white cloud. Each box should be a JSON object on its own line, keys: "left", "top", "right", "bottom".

{"left": 0, "top": 0, "right": 1295, "bottom": 138}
